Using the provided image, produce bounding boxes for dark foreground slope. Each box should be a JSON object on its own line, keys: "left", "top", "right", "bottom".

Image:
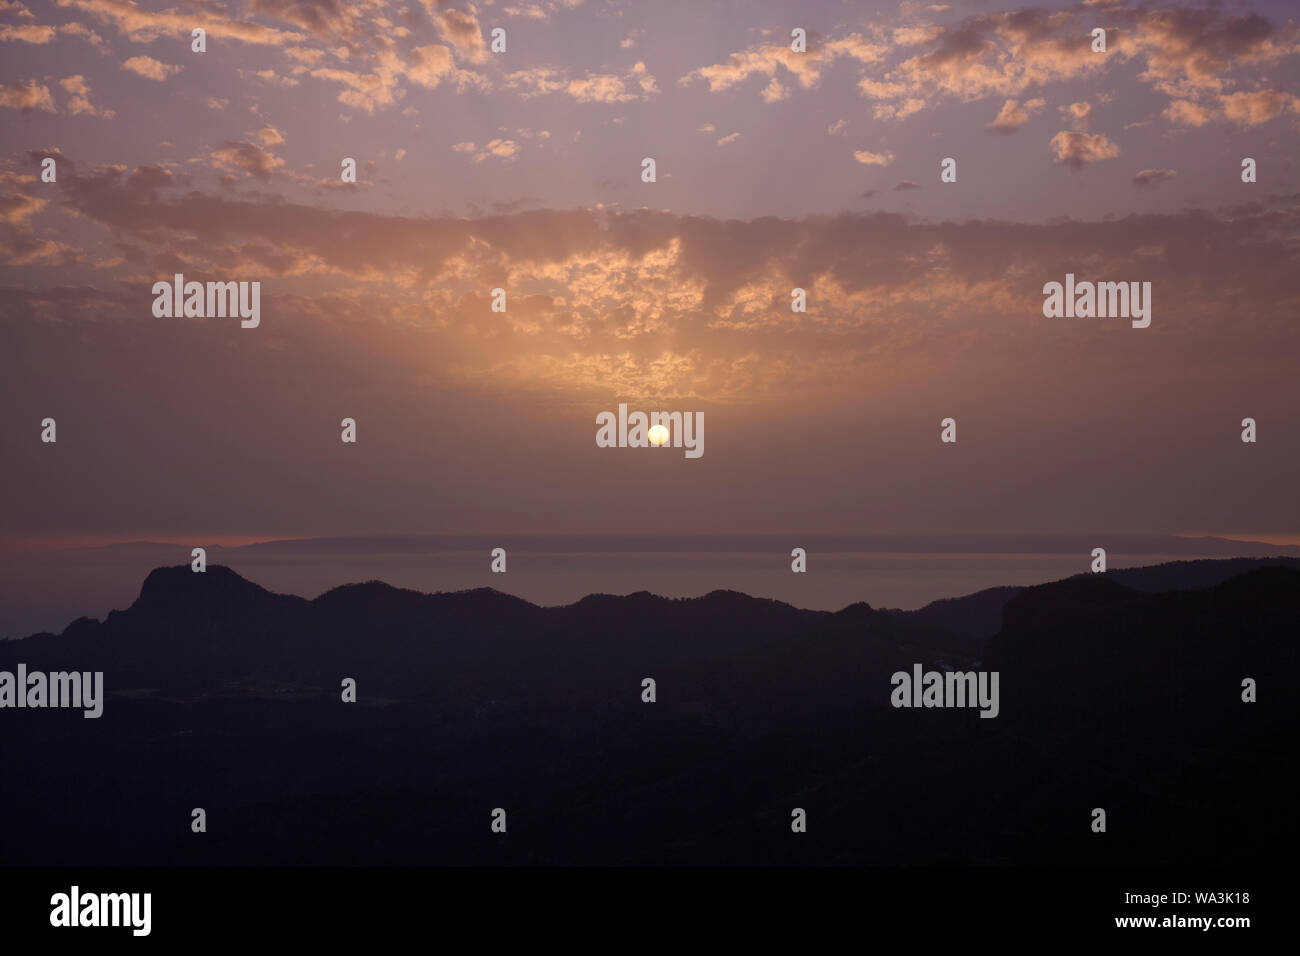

{"left": 0, "top": 562, "right": 1294, "bottom": 866}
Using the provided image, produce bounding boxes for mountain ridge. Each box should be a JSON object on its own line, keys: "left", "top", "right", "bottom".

{"left": 1, "top": 558, "right": 1295, "bottom": 866}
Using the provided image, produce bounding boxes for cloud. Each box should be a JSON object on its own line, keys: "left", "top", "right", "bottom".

{"left": 620, "top": 29, "right": 644, "bottom": 50}
{"left": 503, "top": 0, "right": 583, "bottom": 21}
{"left": 405, "top": 44, "right": 456, "bottom": 89}
{"left": 1062, "top": 101, "right": 1092, "bottom": 121}
{"left": 14, "top": 161, "right": 1300, "bottom": 406}
{"left": 681, "top": 31, "right": 886, "bottom": 100}
{"left": 310, "top": 60, "right": 403, "bottom": 112}
{"left": 1133, "top": 168, "right": 1177, "bottom": 187}
{"left": 760, "top": 76, "right": 788, "bottom": 103}
{"left": 206, "top": 140, "right": 286, "bottom": 182}
{"left": 1049, "top": 130, "right": 1119, "bottom": 168}
{"left": 781, "top": 3, "right": 1300, "bottom": 128}
{"left": 451, "top": 139, "right": 520, "bottom": 163}
{"left": 567, "top": 73, "right": 639, "bottom": 103}
{"left": 244, "top": 68, "right": 300, "bottom": 88}
{"left": 1162, "top": 98, "right": 1211, "bottom": 127}
{"left": 0, "top": 23, "right": 56, "bottom": 43}
{"left": 893, "top": 180, "right": 921, "bottom": 190}
{"left": 508, "top": 62, "right": 658, "bottom": 103}
{"left": 431, "top": 7, "right": 488, "bottom": 64}
{"left": 122, "top": 55, "right": 182, "bottom": 81}
{"left": 25, "top": 146, "right": 70, "bottom": 171}
{"left": 893, "top": 24, "right": 944, "bottom": 47}
{"left": 858, "top": 10, "right": 1113, "bottom": 120}
{"left": 257, "top": 126, "right": 285, "bottom": 146}
{"left": 986, "top": 97, "right": 1045, "bottom": 133}
{"left": 854, "top": 150, "right": 895, "bottom": 167}
{"left": 716, "top": 132, "right": 741, "bottom": 146}
{"left": 1220, "top": 89, "right": 1300, "bottom": 126}
{"left": 55, "top": 0, "right": 302, "bottom": 46}
{"left": 0, "top": 187, "right": 46, "bottom": 225}
{"left": 0, "top": 162, "right": 82, "bottom": 267}
{"left": 827, "top": 119, "right": 847, "bottom": 135}
{"left": 1161, "top": 87, "right": 1299, "bottom": 128}
{"left": 0, "top": 81, "right": 55, "bottom": 112}
{"left": 57, "top": 22, "right": 110, "bottom": 51}
{"left": 479, "top": 139, "right": 520, "bottom": 162}
{"left": 246, "top": 0, "right": 349, "bottom": 36}
{"left": 1131, "top": 7, "right": 1297, "bottom": 99}
{"left": 60, "top": 74, "right": 114, "bottom": 116}
{"left": 284, "top": 45, "right": 326, "bottom": 65}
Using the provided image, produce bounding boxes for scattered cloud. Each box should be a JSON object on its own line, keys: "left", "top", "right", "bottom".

{"left": 681, "top": 31, "right": 887, "bottom": 101}
{"left": 451, "top": 139, "right": 521, "bottom": 163}
{"left": 854, "top": 150, "right": 895, "bottom": 166}
{"left": 206, "top": 140, "right": 286, "bottom": 182}
{"left": 431, "top": 7, "right": 488, "bottom": 64}
{"left": 1062, "top": 101, "right": 1092, "bottom": 121}
{"left": 0, "top": 81, "right": 55, "bottom": 112}
{"left": 0, "top": 23, "right": 56, "bottom": 43}
{"left": 7, "top": 159, "right": 1298, "bottom": 402}
{"left": 986, "top": 97, "right": 1045, "bottom": 133}
{"left": 1220, "top": 89, "right": 1300, "bottom": 126}
{"left": 60, "top": 74, "right": 114, "bottom": 117}
{"left": 1133, "top": 168, "right": 1177, "bottom": 187}
{"left": 122, "top": 56, "right": 182, "bottom": 82}
{"left": 1163, "top": 98, "right": 1211, "bottom": 127}
{"left": 1049, "top": 130, "right": 1119, "bottom": 168}
{"left": 508, "top": 62, "right": 658, "bottom": 103}
{"left": 56, "top": 0, "right": 302, "bottom": 47}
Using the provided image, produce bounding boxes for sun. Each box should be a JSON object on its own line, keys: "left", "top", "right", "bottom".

{"left": 648, "top": 423, "right": 670, "bottom": 447}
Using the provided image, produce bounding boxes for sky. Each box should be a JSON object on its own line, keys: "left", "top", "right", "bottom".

{"left": 1, "top": 0, "right": 1298, "bottom": 544}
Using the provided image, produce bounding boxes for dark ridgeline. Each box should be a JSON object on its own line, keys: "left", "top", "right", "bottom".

{"left": 0, "top": 559, "right": 1295, "bottom": 866}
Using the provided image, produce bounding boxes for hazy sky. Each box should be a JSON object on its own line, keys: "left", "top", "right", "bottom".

{"left": 1, "top": 0, "right": 1297, "bottom": 542}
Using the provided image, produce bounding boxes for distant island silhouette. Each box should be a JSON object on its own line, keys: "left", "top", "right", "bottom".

{"left": 1, "top": 557, "right": 1295, "bottom": 866}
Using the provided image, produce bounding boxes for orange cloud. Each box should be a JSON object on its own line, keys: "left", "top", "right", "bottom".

{"left": 206, "top": 141, "right": 287, "bottom": 182}
{"left": 122, "top": 55, "right": 182, "bottom": 81}
{"left": 987, "top": 97, "right": 1045, "bottom": 133}
{"left": 0, "top": 81, "right": 55, "bottom": 112}
{"left": 0, "top": 22, "right": 55, "bottom": 42}
{"left": 853, "top": 150, "right": 895, "bottom": 166}
{"left": 1133, "top": 168, "right": 1177, "bottom": 187}
{"left": 1220, "top": 89, "right": 1300, "bottom": 126}
{"left": 55, "top": 0, "right": 301, "bottom": 46}
{"left": 682, "top": 31, "right": 886, "bottom": 99}
{"left": 9, "top": 161, "right": 1300, "bottom": 404}
{"left": 1049, "top": 130, "right": 1119, "bottom": 168}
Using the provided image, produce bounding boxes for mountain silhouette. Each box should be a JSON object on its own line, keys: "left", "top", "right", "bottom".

{"left": 0, "top": 559, "right": 1295, "bottom": 866}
